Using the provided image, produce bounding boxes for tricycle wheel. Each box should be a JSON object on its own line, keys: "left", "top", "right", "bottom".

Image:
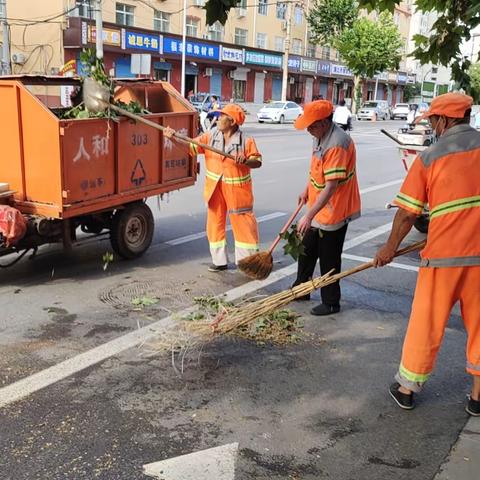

{"left": 110, "top": 202, "right": 154, "bottom": 259}
{"left": 414, "top": 214, "right": 429, "bottom": 234}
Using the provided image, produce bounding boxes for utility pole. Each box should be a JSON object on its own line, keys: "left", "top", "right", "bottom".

{"left": 94, "top": 0, "right": 103, "bottom": 59}
{"left": 180, "top": 0, "right": 187, "bottom": 97}
{"left": 0, "top": 0, "right": 11, "bottom": 75}
{"left": 281, "top": 1, "right": 293, "bottom": 102}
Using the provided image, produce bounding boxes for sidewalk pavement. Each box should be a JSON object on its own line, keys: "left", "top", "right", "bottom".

{"left": 434, "top": 416, "right": 480, "bottom": 479}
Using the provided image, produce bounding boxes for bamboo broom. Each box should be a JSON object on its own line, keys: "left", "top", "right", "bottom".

{"left": 238, "top": 202, "right": 304, "bottom": 280}
{"left": 206, "top": 239, "right": 426, "bottom": 334}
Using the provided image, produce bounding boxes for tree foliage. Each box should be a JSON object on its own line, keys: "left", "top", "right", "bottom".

{"left": 334, "top": 12, "right": 402, "bottom": 78}
{"left": 357, "top": 0, "right": 480, "bottom": 95}
{"left": 204, "top": 0, "right": 239, "bottom": 25}
{"left": 469, "top": 63, "right": 480, "bottom": 102}
{"left": 307, "top": 0, "right": 357, "bottom": 46}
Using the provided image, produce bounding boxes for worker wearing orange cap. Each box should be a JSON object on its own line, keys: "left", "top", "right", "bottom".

{"left": 374, "top": 92, "right": 480, "bottom": 416}
{"left": 293, "top": 100, "right": 361, "bottom": 316}
{"left": 164, "top": 104, "right": 262, "bottom": 271}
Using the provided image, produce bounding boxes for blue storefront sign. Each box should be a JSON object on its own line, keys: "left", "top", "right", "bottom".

{"left": 125, "top": 30, "right": 160, "bottom": 52}
{"left": 245, "top": 51, "right": 282, "bottom": 68}
{"left": 163, "top": 37, "right": 220, "bottom": 60}
{"left": 288, "top": 56, "right": 301, "bottom": 71}
{"left": 397, "top": 72, "right": 407, "bottom": 84}
{"left": 330, "top": 64, "right": 353, "bottom": 77}
{"left": 317, "top": 60, "right": 331, "bottom": 76}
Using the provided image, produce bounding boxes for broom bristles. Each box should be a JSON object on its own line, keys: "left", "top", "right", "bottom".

{"left": 237, "top": 251, "right": 273, "bottom": 280}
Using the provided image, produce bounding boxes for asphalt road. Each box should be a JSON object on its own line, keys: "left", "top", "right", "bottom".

{"left": 0, "top": 119, "right": 477, "bottom": 479}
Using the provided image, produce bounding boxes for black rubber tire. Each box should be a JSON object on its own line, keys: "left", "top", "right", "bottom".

{"left": 258, "top": 120, "right": 264, "bottom": 123}
{"left": 414, "top": 214, "right": 429, "bottom": 234}
{"left": 110, "top": 202, "right": 154, "bottom": 259}
{"left": 279, "top": 115, "right": 285, "bottom": 124}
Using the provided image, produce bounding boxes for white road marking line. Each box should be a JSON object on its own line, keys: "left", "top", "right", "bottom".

{"left": 0, "top": 221, "right": 396, "bottom": 408}
{"left": 359, "top": 179, "right": 402, "bottom": 194}
{"left": 143, "top": 443, "right": 238, "bottom": 480}
{"left": 342, "top": 223, "right": 393, "bottom": 250}
{"left": 165, "top": 212, "right": 286, "bottom": 246}
{"left": 342, "top": 253, "right": 419, "bottom": 272}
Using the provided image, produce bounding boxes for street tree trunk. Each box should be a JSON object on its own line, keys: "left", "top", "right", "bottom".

{"left": 352, "top": 75, "right": 362, "bottom": 114}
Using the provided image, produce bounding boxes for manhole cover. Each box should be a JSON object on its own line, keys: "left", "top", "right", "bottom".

{"left": 99, "top": 279, "right": 219, "bottom": 312}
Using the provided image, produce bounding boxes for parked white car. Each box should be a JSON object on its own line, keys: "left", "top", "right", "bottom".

{"left": 391, "top": 103, "right": 410, "bottom": 120}
{"left": 257, "top": 101, "right": 303, "bottom": 124}
{"left": 357, "top": 100, "right": 390, "bottom": 121}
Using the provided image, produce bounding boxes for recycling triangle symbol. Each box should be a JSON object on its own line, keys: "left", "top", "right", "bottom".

{"left": 131, "top": 159, "right": 146, "bottom": 186}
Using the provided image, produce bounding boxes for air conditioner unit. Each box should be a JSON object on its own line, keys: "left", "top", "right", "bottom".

{"left": 12, "top": 53, "right": 26, "bottom": 65}
{"left": 236, "top": 8, "right": 247, "bottom": 18}
{"left": 204, "top": 67, "right": 213, "bottom": 77}
{"left": 289, "top": 77, "right": 295, "bottom": 84}
{"left": 281, "top": 21, "right": 287, "bottom": 31}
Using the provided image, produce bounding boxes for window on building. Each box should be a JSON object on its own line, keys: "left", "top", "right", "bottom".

{"left": 153, "top": 10, "right": 170, "bottom": 32}
{"left": 420, "top": 14, "right": 429, "bottom": 33}
{"left": 322, "top": 46, "right": 331, "bottom": 60}
{"left": 276, "top": 2, "right": 286, "bottom": 19}
{"left": 116, "top": 3, "right": 134, "bottom": 26}
{"left": 393, "top": 11, "right": 400, "bottom": 25}
{"left": 294, "top": 6, "right": 303, "bottom": 24}
{"left": 186, "top": 16, "right": 199, "bottom": 37}
{"left": 274, "top": 36, "right": 285, "bottom": 52}
{"left": 256, "top": 33, "right": 267, "bottom": 49}
{"left": 238, "top": 0, "right": 247, "bottom": 6}
{"left": 235, "top": 28, "right": 248, "bottom": 46}
{"left": 306, "top": 43, "right": 316, "bottom": 57}
{"left": 258, "top": 0, "right": 268, "bottom": 15}
{"left": 291, "top": 39, "right": 302, "bottom": 55}
{"left": 75, "top": 0, "right": 93, "bottom": 18}
{"left": 432, "top": 66, "right": 438, "bottom": 74}
{"left": 208, "top": 21, "right": 224, "bottom": 42}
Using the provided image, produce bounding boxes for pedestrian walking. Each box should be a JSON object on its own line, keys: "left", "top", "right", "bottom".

{"left": 374, "top": 93, "right": 480, "bottom": 416}
{"left": 164, "top": 104, "right": 262, "bottom": 271}
{"left": 292, "top": 100, "right": 361, "bottom": 315}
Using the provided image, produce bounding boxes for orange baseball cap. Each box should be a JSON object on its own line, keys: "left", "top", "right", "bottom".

{"left": 416, "top": 92, "right": 473, "bottom": 123}
{"left": 220, "top": 104, "right": 246, "bottom": 126}
{"left": 294, "top": 100, "right": 334, "bottom": 130}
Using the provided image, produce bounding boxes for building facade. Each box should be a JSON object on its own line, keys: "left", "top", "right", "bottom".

{"left": 405, "top": 7, "right": 452, "bottom": 102}
{"left": 1, "top": 0, "right": 412, "bottom": 105}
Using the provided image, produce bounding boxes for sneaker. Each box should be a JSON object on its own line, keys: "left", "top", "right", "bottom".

{"left": 466, "top": 395, "right": 480, "bottom": 416}
{"left": 389, "top": 382, "right": 415, "bottom": 410}
{"left": 208, "top": 264, "right": 228, "bottom": 272}
{"left": 310, "top": 303, "right": 340, "bottom": 316}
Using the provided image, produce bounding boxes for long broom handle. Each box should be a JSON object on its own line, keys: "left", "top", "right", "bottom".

{"left": 268, "top": 202, "right": 304, "bottom": 254}
{"left": 330, "top": 239, "right": 426, "bottom": 282}
{"left": 106, "top": 103, "right": 237, "bottom": 161}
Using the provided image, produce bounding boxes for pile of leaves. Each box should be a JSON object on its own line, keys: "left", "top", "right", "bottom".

{"left": 59, "top": 48, "right": 150, "bottom": 119}
{"left": 183, "top": 295, "right": 304, "bottom": 345}
{"left": 280, "top": 224, "right": 305, "bottom": 261}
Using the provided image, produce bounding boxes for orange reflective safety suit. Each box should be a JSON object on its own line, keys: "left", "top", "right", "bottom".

{"left": 191, "top": 129, "right": 262, "bottom": 266}
{"left": 307, "top": 125, "right": 361, "bottom": 230}
{"left": 393, "top": 124, "right": 480, "bottom": 391}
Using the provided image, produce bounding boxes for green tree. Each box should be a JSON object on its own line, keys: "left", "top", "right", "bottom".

{"left": 357, "top": 0, "right": 480, "bottom": 96}
{"left": 469, "top": 63, "right": 480, "bottom": 102}
{"left": 307, "top": 0, "right": 357, "bottom": 45}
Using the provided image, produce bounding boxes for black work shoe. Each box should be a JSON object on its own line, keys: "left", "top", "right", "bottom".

{"left": 310, "top": 303, "right": 340, "bottom": 316}
{"left": 466, "top": 395, "right": 480, "bottom": 416}
{"left": 389, "top": 382, "right": 415, "bottom": 410}
{"left": 208, "top": 264, "right": 228, "bottom": 272}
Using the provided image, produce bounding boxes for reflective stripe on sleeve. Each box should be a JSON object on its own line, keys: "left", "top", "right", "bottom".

{"left": 395, "top": 193, "right": 425, "bottom": 213}
{"left": 420, "top": 256, "right": 480, "bottom": 268}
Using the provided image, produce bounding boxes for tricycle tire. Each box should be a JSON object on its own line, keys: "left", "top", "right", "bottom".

{"left": 110, "top": 202, "right": 154, "bottom": 259}
{"left": 414, "top": 214, "right": 429, "bottom": 234}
